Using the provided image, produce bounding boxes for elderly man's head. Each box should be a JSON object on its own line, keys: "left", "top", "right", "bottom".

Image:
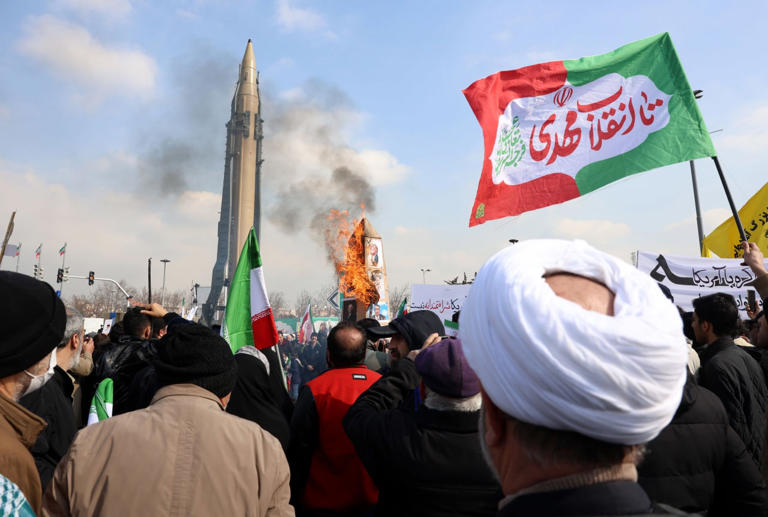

{"left": 0, "top": 271, "right": 66, "bottom": 401}
{"left": 57, "top": 305, "right": 85, "bottom": 372}
{"left": 460, "top": 240, "right": 687, "bottom": 493}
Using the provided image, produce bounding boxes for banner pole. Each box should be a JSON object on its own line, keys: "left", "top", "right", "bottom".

{"left": 711, "top": 156, "right": 747, "bottom": 243}
{"left": 689, "top": 161, "right": 705, "bottom": 254}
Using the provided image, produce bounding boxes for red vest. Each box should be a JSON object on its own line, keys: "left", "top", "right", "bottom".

{"left": 304, "top": 365, "right": 381, "bottom": 511}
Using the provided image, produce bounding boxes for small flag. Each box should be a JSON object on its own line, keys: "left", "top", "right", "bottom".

{"left": 221, "top": 227, "right": 279, "bottom": 352}
{"left": 59, "top": 243, "right": 67, "bottom": 256}
{"left": 395, "top": 297, "right": 408, "bottom": 318}
{"left": 702, "top": 181, "right": 768, "bottom": 258}
{"left": 298, "top": 304, "right": 314, "bottom": 344}
{"left": 15, "top": 242, "right": 20, "bottom": 257}
{"left": 87, "top": 378, "right": 113, "bottom": 425}
{"left": 35, "top": 244, "right": 42, "bottom": 259}
{"left": 2, "top": 244, "right": 18, "bottom": 257}
{"left": 463, "top": 32, "right": 715, "bottom": 226}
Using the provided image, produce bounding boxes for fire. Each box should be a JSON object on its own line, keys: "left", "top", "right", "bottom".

{"left": 323, "top": 205, "right": 379, "bottom": 307}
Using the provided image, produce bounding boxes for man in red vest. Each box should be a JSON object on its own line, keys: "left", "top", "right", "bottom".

{"left": 288, "top": 321, "right": 381, "bottom": 516}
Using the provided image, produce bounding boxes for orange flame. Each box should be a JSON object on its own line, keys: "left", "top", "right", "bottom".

{"left": 323, "top": 205, "right": 379, "bottom": 307}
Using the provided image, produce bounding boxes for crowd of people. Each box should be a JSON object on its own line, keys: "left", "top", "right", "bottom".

{"left": 1, "top": 239, "right": 768, "bottom": 516}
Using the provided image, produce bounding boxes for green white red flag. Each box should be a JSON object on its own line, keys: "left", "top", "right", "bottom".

{"left": 59, "top": 243, "right": 66, "bottom": 256}
{"left": 221, "top": 227, "right": 279, "bottom": 352}
{"left": 298, "top": 303, "right": 313, "bottom": 344}
{"left": 463, "top": 32, "right": 715, "bottom": 226}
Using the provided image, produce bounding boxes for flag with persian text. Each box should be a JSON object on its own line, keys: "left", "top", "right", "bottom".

{"left": 703, "top": 181, "right": 768, "bottom": 258}
{"left": 463, "top": 32, "right": 715, "bottom": 226}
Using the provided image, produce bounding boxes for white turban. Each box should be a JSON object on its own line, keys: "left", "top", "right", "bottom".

{"left": 460, "top": 239, "right": 687, "bottom": 445}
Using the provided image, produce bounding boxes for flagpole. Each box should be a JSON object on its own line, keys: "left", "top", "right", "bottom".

{"left": 689, "top": 161, "right": 705, "bottom": 254}
{"left": 0, "top": 211, "right": 15, "bottom": 270}
{"left": 711, "top": 156, "right": 748, "bottom": 243}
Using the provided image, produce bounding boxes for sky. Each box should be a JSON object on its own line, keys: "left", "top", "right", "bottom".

{"left": 1, "top": 0, "right": 767, "bottom": 309}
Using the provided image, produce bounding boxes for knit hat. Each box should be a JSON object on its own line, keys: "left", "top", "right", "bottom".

{"left": 368, "top": 310, "right": 445, "bottom": 350}
{"left": 0, "top": 271, "right": 66, "bottom": 378}
{"left": 415, "top": 337, "right": 480, "bottom": 398}
{"left": 153, "top": 324, "right": 237, "bottom": 397}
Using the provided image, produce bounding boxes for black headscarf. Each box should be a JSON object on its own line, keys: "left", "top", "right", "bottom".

{"left": 226, "top": 347, "right": 293, "bottom": 452}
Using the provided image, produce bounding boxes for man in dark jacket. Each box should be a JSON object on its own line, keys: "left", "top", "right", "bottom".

{"left": 344, "top": 336, "right": 501, "bottom": 516}
{"left": 289, "top": 322, "right": 381, "bottom": 516}
{"left": 693, "top": 292, "right": 768, "bottom": 471}
{"left": 300, "top": 333, "right": 325, "bottom": 384}
{"left": 19, "top": 304, "right": 84, "bottom": 489}
{"left": 639, "top": 373, "right": 768, "bottom": 515}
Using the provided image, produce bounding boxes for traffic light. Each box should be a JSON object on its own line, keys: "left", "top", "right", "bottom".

{"left": 88, "top": 271, "right": 95, "bottom": 286}
{"left": 56, "top": 268, "right": 63, "bottom": 283}
{"left": 33, "top": 264, "right": 39, "bottom": 279}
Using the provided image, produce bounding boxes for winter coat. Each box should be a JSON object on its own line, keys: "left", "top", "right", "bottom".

{"left": 43, "top": 384, "right": 293, "bottom": 517}
{"left": 698, "top": 337, "right": 768, "bottom": 470}
{"left": 638, "top": 374, "right": 768, "bottom": 515}
{"left": 19, "top": 366, "right": 77, "bottom": 489}
{"left": 0, "top": 393, "right": 46, "bottom": 515}
{"left": 300, "top": 343, "right": 326, "bottom": 383}
{"left": 496, "top": 481, "right": 693, "bottom": 516}
{"left": 343, "top": 358, "right": 501, "bottom": 517}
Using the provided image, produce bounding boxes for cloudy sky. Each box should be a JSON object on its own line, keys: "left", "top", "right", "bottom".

{"left": 1, "top": 0, "right": 767, "bottom": 306}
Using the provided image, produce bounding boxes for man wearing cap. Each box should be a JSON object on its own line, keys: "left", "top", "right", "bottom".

{"left": 0, "top": 271, "right": 65, "bottom": 515}
{"left": 344, "top": 336, "right": 501, "bottom": 516}
{"left": 460, "top": 240, "right": 691, "bottom": 516}
{"left": 288, "top": 321, "right": 381, "bottom": 516}
{"left": 368, "top": 310, "right": 445, "bottom": 363}
{"left": 43, "top": 305, "right": 293, "bottom": 516}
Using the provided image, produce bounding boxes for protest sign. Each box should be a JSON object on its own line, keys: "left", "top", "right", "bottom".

{"left": 636, "top": 251, "right": 768, "bottom": 315}
{"left": 410, "top": 284, "right": 472, "bottom": 325}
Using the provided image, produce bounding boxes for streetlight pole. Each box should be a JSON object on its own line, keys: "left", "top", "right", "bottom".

{"left": 420, "top": 268, "right": 431, "bottom": 284}
{"left": 160, "top": 259, "right": 171, "bottom": 306}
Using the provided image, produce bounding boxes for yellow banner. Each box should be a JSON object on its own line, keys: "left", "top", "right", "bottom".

{"left": 702, "top": 181, "right": 768, "bottom": 258}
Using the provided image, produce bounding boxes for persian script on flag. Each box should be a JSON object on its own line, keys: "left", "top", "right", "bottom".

{"left": 463, "top": 33, "right": 716, "bottom": 226}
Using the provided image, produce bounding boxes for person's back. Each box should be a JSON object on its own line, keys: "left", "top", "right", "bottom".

{"left": 639, "top": 374, "right": 767, "bottom": 515}
{"left": 289, "top": 322, "right": 380, "bottom": 515}
{"left": 345, "top": 337, "right": 501, "bottom": 517}
{"left": 45, "top": 384, "right": 291, "bottom": 516}
{"left": 43, "top": 309, "right": 294, "bottom": 517}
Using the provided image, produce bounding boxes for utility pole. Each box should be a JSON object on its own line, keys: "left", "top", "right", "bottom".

{"left": 160, "top": 258, "right": 171, "bottom": 305}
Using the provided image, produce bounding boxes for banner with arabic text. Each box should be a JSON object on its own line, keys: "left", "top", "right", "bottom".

{"left": 409, "top": 284, "right": 472, "bottom": 327}
{"left": 636, "top": 251, "right": 768, "bottom": 316}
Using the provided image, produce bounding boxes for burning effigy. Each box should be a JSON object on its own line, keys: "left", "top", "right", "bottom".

{"left": 323, "top": 207, "right": 390, "bottom": 322}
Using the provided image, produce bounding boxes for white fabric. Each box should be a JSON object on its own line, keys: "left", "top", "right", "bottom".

{"left": 460, "top": 239, "right": 687, "bottom": 444}
{"left": 235, "top": 345, "right": 270, "bottom": 375}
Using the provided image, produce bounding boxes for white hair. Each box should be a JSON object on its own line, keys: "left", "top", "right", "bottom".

{"left": 58, "top": 305, "right": 84, "bottom": 348}
{"left": 424, "top": 390, "right": 482, "bottom": 412}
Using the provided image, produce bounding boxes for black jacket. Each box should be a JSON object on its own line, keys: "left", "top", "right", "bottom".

{"left": 639, "top": 375, "right": 768, "bottom": 515}
{"left": 698, "top": 337, "right": 768, "bottom": 470}
{"left": 19, "top": 366, "right": 77, "bottom": 489}
{"left": 497, "top": 481, "right": 693, "bottom": 516}
{"left": 343, "top": 358, "right": 501, "bottom": 517}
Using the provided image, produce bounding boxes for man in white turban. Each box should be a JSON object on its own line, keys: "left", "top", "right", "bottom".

{"left": 460, "top": 239, "right": 689, "bottom": 516}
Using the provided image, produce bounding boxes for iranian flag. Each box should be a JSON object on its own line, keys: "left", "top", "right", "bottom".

{"left": 298, "top": 303, "right": 313, "bottom": 344}
{"left": 221, "top": 227, "right": 279, "bottom": 352}
{"left": 464, "top": 33, "right": 716, "bottom": 226}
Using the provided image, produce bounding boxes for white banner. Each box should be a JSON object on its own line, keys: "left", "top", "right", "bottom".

{"left": 636, "top": 251, "right": 767, "bottom": 315}
{"left": 409, "top": 284, "right": 472, "bottom": 327}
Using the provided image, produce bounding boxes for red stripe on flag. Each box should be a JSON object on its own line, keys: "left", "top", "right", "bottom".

{"left": 463, "top": 61, "right": 577, "bottom": 226}
{"left": 251, "top": 307, "right": 279, "bottom": 350}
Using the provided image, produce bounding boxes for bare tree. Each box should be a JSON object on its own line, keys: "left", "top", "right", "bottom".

{"left": 389, "top": 284, "right": 410, "bottom": 316}
{"left": 295, "top": 289, "right": 313, "bottom": 316}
